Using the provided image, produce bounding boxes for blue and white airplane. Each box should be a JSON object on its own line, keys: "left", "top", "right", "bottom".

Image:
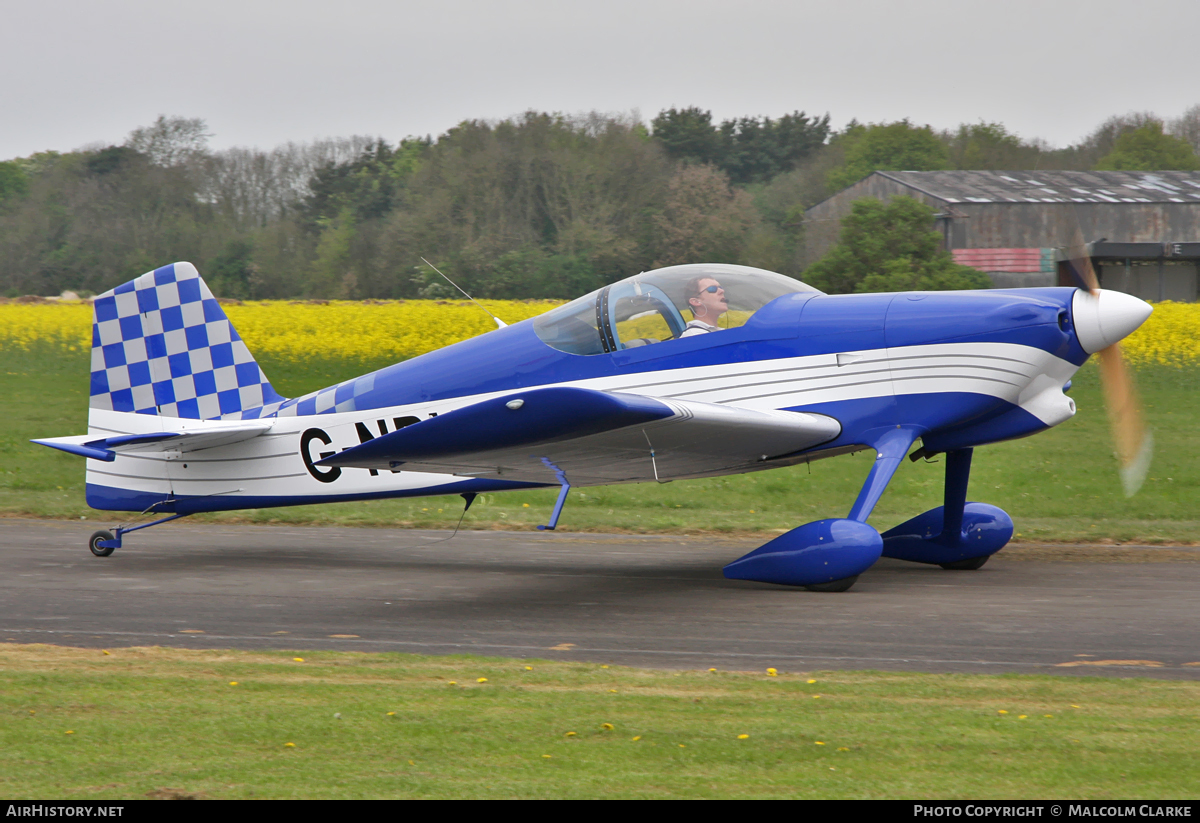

{"left": 34, "top": 260, "right": 1152, "bottom": 592}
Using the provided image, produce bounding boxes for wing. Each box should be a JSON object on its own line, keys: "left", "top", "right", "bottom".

{"left": 319, "top": 387, "right": 840, "bottom": 485}
{"left": 32, "top": 419, "right": 273, "bottom": 462}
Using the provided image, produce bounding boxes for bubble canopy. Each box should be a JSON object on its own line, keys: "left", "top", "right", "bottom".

{"left": 533, "top": 264, "right": 822, "bottom": 356}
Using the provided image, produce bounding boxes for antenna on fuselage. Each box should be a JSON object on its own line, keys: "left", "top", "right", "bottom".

{"left": 420, "top": 257, "right": 507, "bottom": 329}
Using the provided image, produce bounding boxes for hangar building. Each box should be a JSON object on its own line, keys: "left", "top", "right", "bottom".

{"left": 803, "top": 170, "right": 1200, "bottom": 301}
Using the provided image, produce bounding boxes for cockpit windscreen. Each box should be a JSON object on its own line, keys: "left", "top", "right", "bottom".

{"left": 533, "top": 264, "right": 821, "bottom": 355}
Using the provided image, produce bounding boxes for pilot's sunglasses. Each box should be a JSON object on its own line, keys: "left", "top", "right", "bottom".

{"left": 699, "top": 285, "right": 722, "bottom": 293}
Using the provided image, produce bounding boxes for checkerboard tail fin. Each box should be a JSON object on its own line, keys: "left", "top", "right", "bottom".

{"left": 88, "top": 262, "right": 286, "bottom": 420}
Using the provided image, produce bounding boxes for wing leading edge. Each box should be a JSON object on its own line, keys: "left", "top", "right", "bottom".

{"left": 319, "top": 387, "right": 841, "bottom": 485}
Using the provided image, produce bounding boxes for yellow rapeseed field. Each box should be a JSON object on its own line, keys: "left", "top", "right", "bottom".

{"left": 0, "top": 300, "right": 562, "bottom": 363}
{"left": 225, "top": 300, "right": 561, "bottom": 362}
{"left": 0, "top": 302, "right": 92, "bottom": 353}
{"left": 1116, "top": 300, "right": 1200, "bottom": 368}
{"left": 1, "top": 298, "right": 1197, "bottom": 366}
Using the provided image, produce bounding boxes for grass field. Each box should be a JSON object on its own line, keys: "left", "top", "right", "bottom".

{"left": 3, "top": 346, "right": 1198, "bottom": 543}
{"left": 3, "top": 644, "right": 1198, "bottom": 800}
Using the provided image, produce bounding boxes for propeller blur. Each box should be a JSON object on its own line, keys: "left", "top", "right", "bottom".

{"left": 1064, "top": 230, "right": 1155, "bottom": 497}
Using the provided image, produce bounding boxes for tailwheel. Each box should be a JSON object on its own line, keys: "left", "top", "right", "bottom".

{"left": 939, "top": 556, "right": 988, "bottom": 570}
{"left": 89, "top": 531, "right": 115, "bottom": 557}
{"left": 805, "top": 575, "right": 859, "bottom": 593}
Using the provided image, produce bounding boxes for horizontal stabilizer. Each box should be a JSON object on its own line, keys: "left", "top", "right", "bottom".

{"left": 319, "top": 387, "right": 674, "bottom": 468}
{"left": 320, "top": 387, "right": 841, "bottom": 485}
{"left": 33, "top": 419, "right": 273, "bottom": 462}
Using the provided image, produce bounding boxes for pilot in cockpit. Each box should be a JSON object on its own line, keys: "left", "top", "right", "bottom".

{"left": 680, "top": 276, "right": 728, "bottom": 336}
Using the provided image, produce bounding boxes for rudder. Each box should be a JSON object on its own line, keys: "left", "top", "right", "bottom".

{"left": 89, "top": 262, "right": 284, "bottom": 420}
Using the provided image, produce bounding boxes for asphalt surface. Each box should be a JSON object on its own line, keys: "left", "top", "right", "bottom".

{"left": 2, "top": 518, "right": 1198, "bottom": 679}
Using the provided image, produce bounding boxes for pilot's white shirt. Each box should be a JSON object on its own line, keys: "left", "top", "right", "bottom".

{"left": 681, "top": 319, "right": 719, "bottom": 337}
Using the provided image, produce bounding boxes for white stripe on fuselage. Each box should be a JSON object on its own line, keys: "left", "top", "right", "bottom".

{"left": 84, "top": 341, "right": 1078, "bottom": 503}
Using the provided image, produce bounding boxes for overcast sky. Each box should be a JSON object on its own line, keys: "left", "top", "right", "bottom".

{"left": 5, "top": 0, "right": 1199, "bottom": 160}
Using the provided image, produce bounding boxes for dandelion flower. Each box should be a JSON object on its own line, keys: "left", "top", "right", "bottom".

{"left": 708, "top": 668, "right": 717, "bottom": 673}
{"left": 814, "top": 741, "right": 825, "bottom": 745}
{"left": 449, "top": 681, "right": 457, "bottom": 686}
{"left": 477, "top": 677, "right": 488, "bottom": 683}
{"left": 523, "top": 503, "right": 530, "bottom": 508}
{"left": 542, "top": 755, "right": 552, "bottom": 758}
{"left": 600, "top": 665, "right": 609, "bottom": 669}
{"left": 837, "top": 747, "right": 849, "bottom": 751}
{"left": 525, "top": 666, "right": 533, "bottom": 671}
{"left": 1044, "top": 714, "right": 1054, "bottom": 718}
{"left": 737, "top": 734, "right": 749, "bottom": 740}
{"left": 229, "top": 681, "right": 239, "bottom": 686}
{"left": 293, "top": 657, "right": 305, "bottom": 663}
{"left": 65, "top": 730, "right": 74, "bottom": 735}
{"left": 766, "top": 668, "right": 778, "bottom": 676}
{"left": 632, "top": 736, "right": 641, "bottom": 741}
{"left": 565, "top": 732, "right": 577, "bottom": 737}
{"left": 408, "top": 760, "right": 415, "bottom": 765}
{"left": 813, "top": 695, "right": 821, "bottom": 699}
{"left": 1018, "top": 715, "right": 1028, "bottom": 719}
{"left": 679, "top": 744, "right": 686, "bottom": 748}
{"left": 284, "top": 742, "right": 295, "bottom": 747}
{"left": 1071, "top": 704, "right": 1081, "bottom": 708}
{"left": 387, "top": 712, "right": 396, "bottom": 716}
{"left": 998, "top": 710, "right": 1008, "bottom": 715}
{"left": 807, "top": 679, "right": 816, "bottom": 684}
{"left": 103, "top": 650, "right": 111, "bottom": 655}
{"left": 602, "top": 723, "right": 614, "bottom": 731}
{"left": 609, "top": 689, "right": 617, "bottom": 693}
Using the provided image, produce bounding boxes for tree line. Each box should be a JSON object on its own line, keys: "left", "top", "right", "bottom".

{"left": 1, "top": 105, "right": 1197, "bottom": 300}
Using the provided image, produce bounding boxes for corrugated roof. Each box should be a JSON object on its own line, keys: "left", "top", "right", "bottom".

{"left": 876, "top": 170, "right": 1200, "bottom": 204}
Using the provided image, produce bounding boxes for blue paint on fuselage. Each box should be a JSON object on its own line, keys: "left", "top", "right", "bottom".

{"left": 885, "top": 288, "right": 1088, "bottom": 365}
{"left": 342, "top": 291, "right": 817, "bottom": 411}
{"left": 920, "top": 403, "right": 1052, "bottom": 455}
{"left": 85, "top": 476, "right": 548, "bottom": 515}
{"left": 335, "top": 287, "right": 1083, "bottom": 415}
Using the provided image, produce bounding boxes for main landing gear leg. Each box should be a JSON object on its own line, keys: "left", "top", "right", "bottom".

{"left": 880, "top": 447, "right": 1013, "bottom": 568}
{"left": 723, "top": 427, "right": 920, "bottom": 592}
{"left": 937, "top": 449, "right": 988, "bottom": 569}
{"left": 88, "top": 513, "right": 188, "bottom": 557}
